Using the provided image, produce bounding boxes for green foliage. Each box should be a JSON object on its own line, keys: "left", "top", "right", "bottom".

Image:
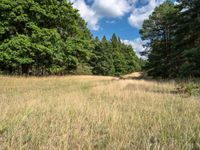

{"left": 140, "top": 0, "right": 200, "bottom": 78}
{"left": 0, "top": 0, "right": 141, "bottom": 76}
{"left": 90, "top": 35, "right": 141, "bottom": 76}
{"left": 111, "top": 34, "right": 127, "bottom": 75}
{"left": 121, "top": 44, "right": 141, "bottom": 73}
{"left": 90, "top": 36, "right": 115, "bottom": 76}
{"left": 140, "top": 0, "right": 179, "bottom": 78}
{"left": 73, "top": 63, "right": 93, "bottom": 75}
{"left": 175, "top": 0, "right": 200, "bottom": 77}
{"left": 0, "top": 34, "right": 34, "bottom": 74}
{"left": 0, "top": 0, "right": 92, "bottom": 75}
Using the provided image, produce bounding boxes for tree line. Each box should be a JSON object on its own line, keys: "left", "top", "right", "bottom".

{"left": 90, "top": 35, "right": 141, "bottom": 76}
{"left": 140, "top": 0, "right": 200, "bottom": 78}
{"left": 0, "top": 0, "right": 141, "bottom": 76}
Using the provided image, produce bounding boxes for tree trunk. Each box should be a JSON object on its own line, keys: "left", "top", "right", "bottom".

{"left": 22, "top": 64, "right": 29, "bottom": 75}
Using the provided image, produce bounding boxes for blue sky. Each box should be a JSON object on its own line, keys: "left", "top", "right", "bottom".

{"left": 69, "top": 0, "right": 166, "bottom": 55}
{"left": 91, "top": 15, "right": 140, "bottom": 40}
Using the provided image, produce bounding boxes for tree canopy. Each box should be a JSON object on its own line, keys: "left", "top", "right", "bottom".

{"left": 140, "top": 0, "right": 200, "bottom": 78}
{"left": 90, "top": 34, "right": 141, "bottom": 76}
{"left": 0, "top": 0, "right": 141, "bottom": 76}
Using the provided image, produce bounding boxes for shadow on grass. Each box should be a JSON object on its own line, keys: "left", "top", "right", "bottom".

{"left": 120, "top": 72, "right": 200, "bottom": 97}
{"left": 123, "top": 83, "right": 179, "bottom": 95}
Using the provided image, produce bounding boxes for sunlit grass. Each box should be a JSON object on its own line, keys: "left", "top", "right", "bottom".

{"left": 0, "top": 75, "right": 200, "bottom": 149}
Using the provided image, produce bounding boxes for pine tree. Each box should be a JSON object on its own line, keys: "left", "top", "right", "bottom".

{"left": 140, "top": 1, "right": 179, "bottom": 78}
{"left": 121, "top": 44, "right": 141, "bottom": 73}
{"left": 175, "top": 0, "right": 200, "bottom": 77}
{"left": 111, "top": 34, "right": 126, "bottom": 75}
{"left": 90, "top": 36, "right": 115, "bottom": 75}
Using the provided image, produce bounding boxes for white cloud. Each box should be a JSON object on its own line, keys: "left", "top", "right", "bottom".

{"left": 128, "top": 0, "right": 165, "bottom": 28}
{"left": 69, "top": 0, "right": 131, "bottom": 30}
{"left": 92, "top": 0, "right": 131, "bottom": 17}
{"left": 69, "top": 0, "right": 99, "bottom": 30}
{"left": 69, "top": 0, "right": 165, "bottom": 30}
{"left": 121, "top": 38, "right": 146, "bottom": 57}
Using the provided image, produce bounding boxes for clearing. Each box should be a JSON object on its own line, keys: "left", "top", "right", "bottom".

{"left": 0, "top": 74, "right": 200, "bottom": 149}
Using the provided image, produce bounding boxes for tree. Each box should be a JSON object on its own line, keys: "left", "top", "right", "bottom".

{"left": 140, "top": 0, "right": 200, "bottom": 78}
{"left": 0, "top": 0, "right": 142, "bottom": 76}
{"left": 111, "top": 34, "right": 127, "bottom": 75}
{"left": 0, "top": 0, "right": 92, "bottom": 75}
{"left": 140, "top": 0, "right": 179, "bottom": 78}
{"left": 121, "top": 44, "right": 141, "bottom": 73}
{"left": 90, "top": 36, "right": 115, "bottom": 75}
{"left": 175, "top": 0, "right": 200, "bottom": 77}
{"left": 90, "top": 34, "right": 141, "bottom": 76}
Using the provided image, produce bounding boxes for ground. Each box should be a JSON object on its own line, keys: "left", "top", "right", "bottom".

{"left": 0, "top": 73, "right": 200, "bottom": 149}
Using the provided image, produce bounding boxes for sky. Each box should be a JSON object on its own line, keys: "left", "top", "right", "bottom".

{"left": 69, "top": 0, "right": 166, "bottom": 55}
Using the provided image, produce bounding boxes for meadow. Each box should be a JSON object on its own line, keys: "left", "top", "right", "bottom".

{"left": 0, "top": 74, "right": 200, "bottom": 149}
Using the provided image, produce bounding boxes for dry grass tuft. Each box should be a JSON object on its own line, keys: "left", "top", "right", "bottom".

{"left": 0, "top": 75, "right": 200, "bottom": 149}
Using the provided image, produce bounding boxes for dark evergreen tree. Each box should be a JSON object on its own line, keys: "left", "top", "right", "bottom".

{"left": 140, "top": 0, "right": 200, "bottom": 78}
{"left": 121, "top": 44, "right": 141, "bottom": 73}
{"left": 111, "top": 34, "right": 127, "bottom": 75}
{"left": 140, "top": 0, "right": 179, "bottom": 78}
{"left": 90, "top": 36, "right": 115, "bottom": 75}
{"left": 175, "top": 0, "right": 200, "bottom": 77}
{"left": 90, "top": 35, "right": 141, "bottom": 76}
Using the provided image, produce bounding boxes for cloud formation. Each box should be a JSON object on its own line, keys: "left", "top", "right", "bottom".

{"left": 128, "top": 0, "right": 165, "bottom": 28}
{"left": 92, "top": 0, "right": 131, "bottom": 17}
{"left": 69, "top": 0, "right": 165, "bottom": 58}
{"left": 70, "top": 0, "right": 130, "bottom": 30}
{"left": 69, "top": 0, "right": 99, "bottom": 30}
{"left": 69, "top": 0, "right": 165, "bottom": 30}
{"left": 121, "top": 38, "right": 146, "bottom": 57}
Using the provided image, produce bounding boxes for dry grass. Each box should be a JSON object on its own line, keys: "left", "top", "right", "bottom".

{"left": 0, "top": 75, "right": 200, "bottom": 150}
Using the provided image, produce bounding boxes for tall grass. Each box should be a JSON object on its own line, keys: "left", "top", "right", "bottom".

{"left": 0, "top": 75, "right": 200, "bottom": 149}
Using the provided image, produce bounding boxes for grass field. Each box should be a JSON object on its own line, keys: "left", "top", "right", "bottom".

{"left": 0, "top": 74, "right": 200, "bottom": 149}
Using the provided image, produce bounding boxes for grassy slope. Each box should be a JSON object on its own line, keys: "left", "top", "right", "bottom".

{"left": 0, "top": 74, "right": 200, "bottom": 149}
